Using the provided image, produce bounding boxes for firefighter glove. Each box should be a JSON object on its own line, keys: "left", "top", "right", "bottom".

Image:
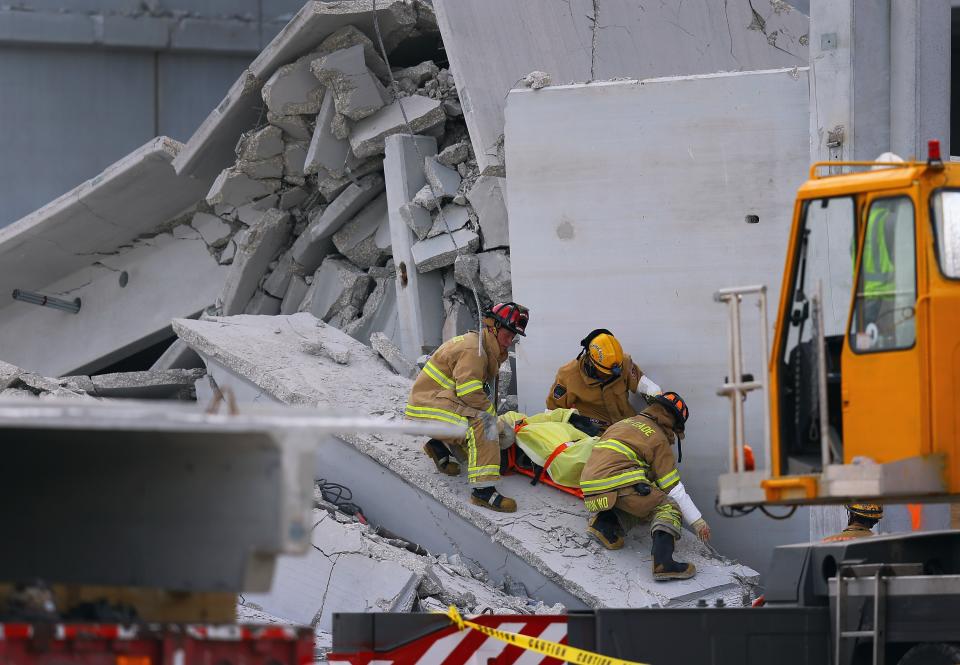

{"left": 691, "top": 518, "right": 711, "bottom": 542}
{"left": 569, "top": 412, "right": 603, "bottom": 436}
{"left": 480, "top": 411, "right": 498, "bottom": 442}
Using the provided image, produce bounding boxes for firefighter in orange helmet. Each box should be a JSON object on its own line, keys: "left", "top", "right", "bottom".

{"left": 546, "top": 329, "right": 659, "bottom": 434}
{"left": 406, "top": 302, "right": 529, "bottom": 512}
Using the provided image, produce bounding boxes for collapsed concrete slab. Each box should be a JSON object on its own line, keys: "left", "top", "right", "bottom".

{"left": 369, "top": 331, "right": 416, "bottom": 379}
{"left": 237, "top": 125, "right": 285, "bottom": 162}
{"left": 332, "top": 193, "right": 392, "bottom": 269}
{"left": 350, "top": 95, "right": 445, "bottom": 159}
{"left": 399, "top": 202, "right": 432, "bottom": 240}
{"left": 410, "top": 228, "right": 480, "bottom": 273}
{"left": 220, "top": 209, "right": 293, "bottom": 315}
{"left": 192, "top": 212, "right": 233, "bottom": 249}
{"left": 261, "top": 51, "right": 326, "bottom": 117}
{"left": 62, "top": 369, "right": 206, "bottom": 400}
{"left": 310, "top": 44, "right": 387, "bottom": 121}
{"left": 305, "top": 94, "right": 353, "bottom": 177}
{"left": 206, "top": 167, "right": 281, "bottom": 207}
{"left": 467, "top": 175, "right": 509, "bottom": 248}
{"left": 427, "top": 203, "right": 470, "bottom": 238}
{"left": 174, "top": 1, "right": 421, "bottom": 180}
{"left": 383, "top": 134, "right": 445, "bottom": 360}
{"left": 433, "top": 0, "right": 809, "bottom": 172}
{"left": 173, "top": 314, "right": 759, "bottom": 609}
{"left": 343, "top": 274, "right": 401, "bottom": 347}
{"left": 423, "top": 156, "right": 461, "bottom": 199}
{"left": 299, "top": 257, "right": 371, "bottom": 323}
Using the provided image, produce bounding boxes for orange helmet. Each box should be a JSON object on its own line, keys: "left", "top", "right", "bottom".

{"left": 579, "top": 329, "right": 624, "bottom": 376}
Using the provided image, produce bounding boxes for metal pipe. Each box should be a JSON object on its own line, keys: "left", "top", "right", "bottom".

{"left": 12, "top": 289, "right": 81, "bottom": 314}
{"left": 757, "top": 288, "right": 772, "bottom": 473}
{"left": 814, "top": 281, "right": 831, "bottom": 471}
{"left": 730, "top": 294, "right": 747, "bottom": 474}
{"left": 724, "top": 294, "right": 738, "bottom": 474}
{"left": 714, "top": 284, "right": 767, "bottom": 297}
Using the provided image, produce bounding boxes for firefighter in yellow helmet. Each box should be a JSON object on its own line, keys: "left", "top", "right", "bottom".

{"left": 406, "top": 302, "right": 529, "bottom": 513}
{"left": 579, "top": 392, "right": 710, "bottom": 581}
{"left": 822, "top": 504, "right": 884, "bottom": 542}
{"left": 546, "top": 329, "right": 659, "bottom": 434}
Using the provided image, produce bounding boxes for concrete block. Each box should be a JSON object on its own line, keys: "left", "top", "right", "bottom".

{"left": 369, "top": 332, "right": 416, "bottom": 379}
{"left": 299, "top": 257, "right": 371, "bottom": 323}
{"left": 316, "top": 25, "right": 390, "bottom": 82}
{"left": 220, "top": 209, "right": 292, "bottom": 315}
{"left": 478, "top": 250, "right": 512, "bottom": 304}
{"left": 411, "top": 229, "right": 480, "bottom": 273}
{"left": 281, "top": 275, "right": 310, "bottom": 315}
{"left": 305, "top": 93, "right": 350, "bottom": 177}
{"left": 206, "top": 166, "right": 280, "bottom": 207}
{"left": 442, "top": 297, "right": 475, "bottom": 342}
{"left": 261, "top": 51, "right": 325, "bottom": 116}
{"left": 412, "top": 184, "right": 441, "bottom": 211}
{"left": 310, "top": 45, "right": 386, "bottom": 122}
{"left": 236, "top": 125, "right": 284, "bottom": 161}
{"left": 267, "top": 112, "right": 312, "bottom": 141}
{"left": 150, "top": 339, "right": 203, "bottom": 371}
{"left": 423, "top": 157, "right": 461, "bottom": 199}
{"left": 384, "top": 133, "right": 445, "bottom": 360}
{"left": 453, "top": 253, "right": 481, "bottom": 291}
{"left": 396, "top": 60, "right": 439, "bottom": 86}
{"left": 279, "top": 186, "right": 310, "bottom": 210}
{"left": 317, "top": 157, "right": 384, "bottom": 201}
{"left": 83, "top": 369, "right": 205, "bottom": 400}
{"left": 349, "top": 95, "right": 445, "bottom": 159}
{"left": 428, "top": 203, "right": 470, "bottom": 238}
{"left": 192, "top": 212, "right": 233, "bottom": 249}
{"left": 343, "top": 276, "right": 400, "bottom": 346}
{"left": 467, "top": 175, "right": 509, "bottom": 248}
{"left": 263, "top": 251, "right": 300, "bottom": 299}
{"left": 399, "top": 202, "right": 433, "bottom": 240}
{"left": 283, "top": 141, "right": 310, "bottom": 179}
{"left": 332, "top": 193, "right": 392, "bottom": 269}
{"left": 437, "top": 140, "right": 471, "bottom": 166}
{"left": 292, "top": 174, "right": 385, "bottom": 272}
{"left": 238, "top": 156, "right": 285, "bottom": 180}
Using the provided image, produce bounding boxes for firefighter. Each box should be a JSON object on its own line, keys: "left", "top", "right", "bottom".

{"left": 545, "top": 329, "right": 660, "bottom": 434}
{"left": 579, "top": 392, "right": 710, "bottom": 581}
{"left": 405, "top": 302, "right": 529, "bottom": 513}
{"left": 822, "top": 504, "right": 883, "bottom": 542}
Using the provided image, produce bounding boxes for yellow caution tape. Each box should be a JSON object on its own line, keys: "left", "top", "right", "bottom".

{"left": 444, "top": 605, "right": 650, "bottom": 665}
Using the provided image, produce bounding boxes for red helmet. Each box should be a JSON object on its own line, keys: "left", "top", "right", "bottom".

{"left": 487, "top": 302, "right": 529, "bottom": 336}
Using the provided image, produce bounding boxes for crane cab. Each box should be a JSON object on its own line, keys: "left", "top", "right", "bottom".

{"left": 718, "top": 143, "right": 960, "bottom": 507}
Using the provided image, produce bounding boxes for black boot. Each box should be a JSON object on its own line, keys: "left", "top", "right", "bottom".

{"left": 652, "top": 530, "right": 695, "bottom": 580}
{"left": 587, "top": 510, "right": 625, "bottom": 550}
{"left": 423, "top": 439, "right": 460, "bottom": 476}
{"left": 470, "top": 486, "right": 517, "bottom": 512}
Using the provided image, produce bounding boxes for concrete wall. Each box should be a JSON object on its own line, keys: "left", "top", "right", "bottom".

{"left": 505, "top": 70, "right": 811, "bottom": 579}
{"left": 0, "top": 1, "right": 305, "bottom": 228}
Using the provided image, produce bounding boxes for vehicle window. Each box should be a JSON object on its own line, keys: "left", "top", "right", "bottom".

{"left": 849, "top": 197, "right": 916, "bottom": 352}
{"left": 782, "top": 197, "right": 856, "bottom": 362}
{"left": 931, "top": 190, "right": 960, "bottom": 278}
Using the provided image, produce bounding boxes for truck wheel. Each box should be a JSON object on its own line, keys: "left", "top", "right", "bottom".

{"left": 897, "top": 643, "right": 960, "bottom": 665}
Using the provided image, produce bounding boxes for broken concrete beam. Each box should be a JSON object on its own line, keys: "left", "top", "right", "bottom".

{"left": 316, "top": 25, "right": 391, "bottom": 82}
{"left": 384, "top": 133, "right": 445, "bottom": 361}
{"left": 370, "top": 332, "right": 416, "bottom": 379}
{"left": 411, "top": 229, "right": 480, "bottom": 273}
{"left": 267, "top": 112, "right": 312, "bottom": 141}
{"left": 427, "top": 203, "right": 470, "bottom": 238}
{"left": 437, "top": 140, "right": 471, "bottom": 166}
{"left": 238, "top": 156, "right": 285, "bottom": 180}
{"left": 424, "top": 156, "right": 461, "bottom": 199}
{"left": 150, "top": 339, "right": 203, "bottom": 371}
{"left": 396, "top": 60, "right": 440, "bottom": 86}
{"left": 245, "top": 290, "right": 282, "bottom": 316}
{"left": 236, "top": 125, "right": 284, "bottom": 162}
{"left": 261, "top": 51, "right": 325, "bottom": 117}
{"left": 206, "top": 167, "right": 281, "bottom": 207}
{"left": 349, "top": 95, "right": 445, "bottom": 159}
{"left": 310, "top": 45, "right": 386, "bottom": 122}
{"left": 332, "top": 193, "right": 392, "bottom": 269}
{"left": 343, "top": 275, "right": 400, "bottom": 346}
{"left": 291, "top": 174, "right": 385, "bottom": 273}
{"left": 283, "top": 142, "right": 309, "bottom": 180}
{"left": 467, "top": 175, "right": 509, "bottom": 248}
{"left": 478, "top": 250, "right": 512, "bottom": 304}
{"left": 81, "top": 369, "right": 205, "bottom": 399}
{"left": 191, "top": 212, "right": 233, "bottom": 249}
{"left": 299, "top": 257, "right": 372, "bottom": 323}
{"left": 263, "top": 251, "right": 300, "bottom": 299}
{"left": 220, "top": 209, "right": 292, "bottom": 315}
{"left": 281, "top": 275, "right": 310, "bottom": 315}
{"left": 399, "top": 202, "right": 433, "bottom": 241}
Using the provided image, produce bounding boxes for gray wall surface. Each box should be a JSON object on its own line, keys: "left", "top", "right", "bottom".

{"left": 505, "top": 70, "right": 812, "bottom": 580}
{"left": 0, "top": 1, "right": 307, "bottom": 228}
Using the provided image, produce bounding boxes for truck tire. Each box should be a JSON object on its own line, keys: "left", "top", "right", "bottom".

{"left": 897, "top": 643, "right": 960, "bottom": 665}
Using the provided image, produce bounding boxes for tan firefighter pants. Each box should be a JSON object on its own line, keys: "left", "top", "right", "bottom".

{"left": 584, "top": 485, "right": 682, "bottom": 539}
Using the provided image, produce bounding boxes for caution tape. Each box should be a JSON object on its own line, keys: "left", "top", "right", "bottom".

{"left": 444, "top": 606, "right": 650, "bottom": 665}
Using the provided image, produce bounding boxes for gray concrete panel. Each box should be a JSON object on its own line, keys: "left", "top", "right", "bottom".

{"left": 157, "top": 53, "right": 251, "bottom": 142}
{"left": 504, "top": 71, "right": 811, "bottom": 579}
{"left": 0, "top": 46, "right": 155, "bottom": 228}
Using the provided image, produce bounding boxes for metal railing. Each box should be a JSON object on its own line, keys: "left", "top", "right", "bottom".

{"left": 714, "top": 285, "right": 772, "bottom": 475}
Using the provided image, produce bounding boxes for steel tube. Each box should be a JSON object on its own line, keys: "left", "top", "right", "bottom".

{"left": 731, "top": 294, "right": 747, "bottom": 474}
{"left": 757, "top": 288, "right": 772, "bottom": 473}
{"left": 11, "top": 289, "right": 81, "bottom": 314}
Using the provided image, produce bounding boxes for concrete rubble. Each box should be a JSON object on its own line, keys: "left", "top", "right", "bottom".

{"left": 0, "top": 361, "right": 204, "bottom": 401}
{"left": 173, "top": 314, "right": 760, "bottom": 612}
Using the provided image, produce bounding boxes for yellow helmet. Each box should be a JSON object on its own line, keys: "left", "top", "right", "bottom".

{"left": 579, "top": 329, "right": 624, "bottom": 376}
{"left": 848, "top": 503, "right": 884, "bottom": 520}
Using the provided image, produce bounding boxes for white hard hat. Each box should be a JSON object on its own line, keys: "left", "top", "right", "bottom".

{"left": 872, "top": 152, "right": 905, "bottom": 170}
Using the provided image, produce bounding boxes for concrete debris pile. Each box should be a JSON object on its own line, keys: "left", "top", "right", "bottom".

{"left": 0, "top": 359, "right": 204, "bottom": 401}
{"left": 186, "top": 1, "right": 512, "bottom": 358}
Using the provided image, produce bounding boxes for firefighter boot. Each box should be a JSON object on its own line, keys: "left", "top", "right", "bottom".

{"left": 587, "top": 510, "right": 625, "bottom": 550}
{"left": 423, "top": 439, "right": 460, "bottom": 476}
{"left": 470, "top": 486, "right": 517, "bottom": 513}
{"left": 652, "top": 530, "right": 696, "bottom": 581}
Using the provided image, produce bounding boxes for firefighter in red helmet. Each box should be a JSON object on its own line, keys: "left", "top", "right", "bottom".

{"left": 406, "top": 302, "right": 530, "bottom": 512}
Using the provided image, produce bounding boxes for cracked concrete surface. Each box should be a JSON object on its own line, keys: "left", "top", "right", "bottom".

{"left": 175, "top": 314, "right": 759, "bottom": 610}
